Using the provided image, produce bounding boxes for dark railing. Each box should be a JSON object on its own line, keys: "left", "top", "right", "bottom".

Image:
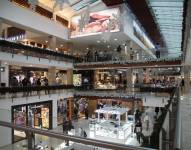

{"left": 0, "top": 40, "right": 76, "bottom": 62}
{"left": 10, "top": 0, "right": 30, "bottom": 8}
{"left": 148, "top": 87, "right": 180, "bottom": 150}
{"left": 35, "top": 5, "right": 53, "bottom": 19}
{"left": 139, "top": 86, "right": 175, "bottom": 93}
{"left": 0, "top": 85, "right": 73, "bottom": 94}
{"left": 56, "top": 15, "right": 69, "bottom": 27}
{"left": 0, "top": 121, "right": 154, "bottom": 150}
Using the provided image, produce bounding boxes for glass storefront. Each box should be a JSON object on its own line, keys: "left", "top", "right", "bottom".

{"left": 12, "top": 101, "right": 52, "bottom": 143}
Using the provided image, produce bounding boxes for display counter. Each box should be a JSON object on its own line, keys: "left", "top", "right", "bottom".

{"left": 90, "top": 120, "right": 133, "bottom": 144}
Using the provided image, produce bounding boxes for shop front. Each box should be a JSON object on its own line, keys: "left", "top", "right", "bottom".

{"left": 94, "top": 70, "right": 127, "bottom": 90}
{"left": 12, "top": 101, "right": 52, "bottom": 143}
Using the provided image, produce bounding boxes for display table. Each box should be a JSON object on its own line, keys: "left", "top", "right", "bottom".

{"left": 95, "top": 107, "right": 129, "bottom": 125}
{"left": 89, "top": 120, "right": 133, "bottom": 144}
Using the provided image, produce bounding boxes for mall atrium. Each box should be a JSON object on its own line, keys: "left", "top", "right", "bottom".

{"left": 0, "top": 0, "right": 190, "bottom": 150}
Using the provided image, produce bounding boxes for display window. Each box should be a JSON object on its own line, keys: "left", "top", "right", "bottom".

{"left": 12, "top": 101, "right": 52, "bottom": 143}
{"left": 57, "top": 99, "right": 68, "bottom": 125}
{"left": 94, "top": 70, "right": 126, "bottom": 90}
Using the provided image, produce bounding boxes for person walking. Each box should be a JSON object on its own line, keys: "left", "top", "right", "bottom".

{"left": 134, "top": 120, "right": 142, "bottom": 144}
{"left": 63, "top": 118, "right": 69, "bottom": 146}
{"left": 144, "top": 112, "right": 150, "bottom": 131}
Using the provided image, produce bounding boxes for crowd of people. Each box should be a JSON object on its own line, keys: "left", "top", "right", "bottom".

{"left": 10, "top": 76, "right": 49, "bottom": 87}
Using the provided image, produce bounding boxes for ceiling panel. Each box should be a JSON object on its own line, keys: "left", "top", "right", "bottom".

{"left": 148, "top": 0, "right": 185, "bottom": 57}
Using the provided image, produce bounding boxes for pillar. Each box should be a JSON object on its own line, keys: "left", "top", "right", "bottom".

{"left": 49, "top": 36, "right": 57, "bottom": 51}
{"left": 184, "top": 66, "right": 191, "bottom": 93}
{"left": 0, "top": 62, "right": 9, "bottom": 87}
{"left": 0, "top": 19, "right": 3, "bottom": 38}
{"left": 126, "top": 69, "right": 132, "bottom": 91}
{"left": 48, "top": 67, "right": 56, "bottom": 85}
{"left": 66, "top": 69, "right": 73, "bottom": 85}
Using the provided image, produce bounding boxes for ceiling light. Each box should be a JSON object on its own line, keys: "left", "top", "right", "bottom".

{"left": 29, "top": 65, "right": 33, "bottom": 67}
{"left": 56, "top": 48, "right": 58, "bottom": 51}
{"left": 107, "top": 45, "right": 110, "bottom": 48}
{"left": 45, "top": 41, "right": 48, "bottom": 43}
{"left": 97, "top": 41, "right": 100, "bottom": 43}
{"left": 4, "top": 62, "right": 7, "bottom": 65}
{"left": 86, "top": 48, "right": 89, "bottom": 50}
{"left": 60, "top": 44, "right": 63, "bottom": 47}
{"left": 114, "top": 38, "right": 118, "bottom": 41}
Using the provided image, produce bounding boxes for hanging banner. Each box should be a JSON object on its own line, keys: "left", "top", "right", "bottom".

{"left": 70, "top": 8, "right": 120, "bottom": 38}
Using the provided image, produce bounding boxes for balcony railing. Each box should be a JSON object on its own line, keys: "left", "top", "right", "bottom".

{"left": 10, "top": 0, "right": 69, "bottom": 27}
{"left": 0, "top": 85, "right": 73, "bottom": 99}
{"left": 74, "top": 58, "right": 182, "bottom": 69}
{"left": 0, "top": 40, "right": 76, "bottom": 62}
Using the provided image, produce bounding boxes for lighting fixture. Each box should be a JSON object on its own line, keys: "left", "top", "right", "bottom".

{"left": 97, "top": 41, "right": 100, "bottom": 43}
{"left": 45, "top": 41, "right": 48, "bottom": 43}
{"left": 114, "top": 38, "right": 118, "bottom": 41}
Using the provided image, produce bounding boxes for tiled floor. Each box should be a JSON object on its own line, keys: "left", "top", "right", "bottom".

{"left": 180, "top": 91, "right": 191, "bottom": 150}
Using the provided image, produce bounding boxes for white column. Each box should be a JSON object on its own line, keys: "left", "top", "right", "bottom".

{"left": 49, "top": 36, "right": 57, "bottom": 51}
{"left": 0, "top": 19, "right": 3, "bottom": 38}
{"left": 0, "top": 62, "right": 9, "bottom": 87}
{"left": 184, "top": 66, "right": 191, "bottom": 93}
{"left": 52, "top": 99, "right": 58, "bottom": 128}
{"left": 118, "top": 114, "right": 121, "bottom": 126}
{"left": 98, "top": 112, "right": 100, "bottom": 122}
{"left": 126, "top": 112, "right": 128, "bottom": 122}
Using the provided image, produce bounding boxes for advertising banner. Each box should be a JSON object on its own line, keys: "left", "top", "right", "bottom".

{"left": 70, "top": 8, "right": 120, "bottom": 37}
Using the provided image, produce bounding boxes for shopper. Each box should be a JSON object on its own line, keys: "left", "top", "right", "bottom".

{"left": 63, "top": 118, "right": 69, "bottom": 146}
{"left": 144, "top": 112, "right": 149, "bottom": 131}
{"left": 134, "top": 120, "right": 142, "bottom": 144}
{"left": 44, "top": 77, "right": 49, "bottom": 94}
{"left": 84, "top": 102, "right": 89, "bottom": 119}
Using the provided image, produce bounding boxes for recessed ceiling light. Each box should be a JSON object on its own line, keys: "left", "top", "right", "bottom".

{"left": 30, "top": 65, "right": 33, "bottom": 67}
{"left": 114, "top": 38, "right": 118, "bottom": 41}
{"left": 97, "top": 40, "right": 100, "bottom": 43}
{"left": 60, "top": 44, "right": 63, "bottom": 47}
{"left": 45, "top": 40, "right": 48, "bottom": 43}
{"left": 86, "top": 48, "right": 89, "bottom": 50}
{"left": 107, "top": 45, "right": 110, "bottom": 48}
{"left": 56, "top": 48, "right": 58, "bottom": 50}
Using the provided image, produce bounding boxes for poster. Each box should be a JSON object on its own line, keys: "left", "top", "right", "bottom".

{"left": 71, "top": 8, "right": 120, "bottom": 37}
{"left": 73, "top": 74, "right": 82, "bottom": 86}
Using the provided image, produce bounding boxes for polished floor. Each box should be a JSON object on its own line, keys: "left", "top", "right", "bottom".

{"left": 181, "top": 90, "right": 191, "bottom": 150}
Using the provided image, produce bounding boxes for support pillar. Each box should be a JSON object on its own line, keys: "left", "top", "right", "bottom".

{"left": 48, "top": 67, "right": 56, "bottom": 85}
{"left": 0, "top": 19, "right": 3, "bottom": 38}
{"left": 66, "top": 69, "right": 73, "bottom": 85}
{"left": 126, "top": 69, "right": 132, "bottom": 91}
{"left": 184, "top": 66, "right": 191, "bottom": 93}
{"left": 49, "top": 36, "right": 57, "bottom": 51}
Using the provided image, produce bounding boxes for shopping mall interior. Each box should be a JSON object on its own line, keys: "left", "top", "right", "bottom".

{"left": 0, "top": 0, "right": 191, "bottom": 150}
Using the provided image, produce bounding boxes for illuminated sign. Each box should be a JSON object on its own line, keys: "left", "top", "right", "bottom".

{"left": 70, "top": 8, "right": 120, "bottom": 38}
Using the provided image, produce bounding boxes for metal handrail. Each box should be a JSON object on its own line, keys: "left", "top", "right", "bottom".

{"left": 0, "top": 121, "right": 155, "bottom": 150}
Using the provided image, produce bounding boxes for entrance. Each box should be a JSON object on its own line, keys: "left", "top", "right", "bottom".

{"left": 12, "top": 101, "right": 52, "bottom": 143}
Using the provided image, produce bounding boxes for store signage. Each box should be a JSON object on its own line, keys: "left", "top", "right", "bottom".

{"left": 70, "top": 8, "right": 120, "bottom": 38}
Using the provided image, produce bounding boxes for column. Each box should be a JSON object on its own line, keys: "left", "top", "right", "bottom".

{"left": 49, "top": 36, "right": 57, "bottom": 51}
{"left": 126, "top": 69, "right": 132, "bottom": 91}
{"left": 0, "top": 62, "right": 9, "bottom": 87}
{"left": 0, "top": 19, "right": 3, "bottom": 38}
{"left": 48, "top": 67, "right": 56, "bottom": 85}
{"left": 126, "top": 112, "right": 128, "bottom": 122}
{"left": 184, "top": 66, "right": 191, "bottom": 93}
{"left": 66, "top": 69, "right": 73, "bottom": 85}
{"left": 52, "top": 99, "right": 57, "bottom": 128}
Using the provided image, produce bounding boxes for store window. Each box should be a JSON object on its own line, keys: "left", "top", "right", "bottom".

{"left": 12, "top": 101, "right": 52, "bottom": 143}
